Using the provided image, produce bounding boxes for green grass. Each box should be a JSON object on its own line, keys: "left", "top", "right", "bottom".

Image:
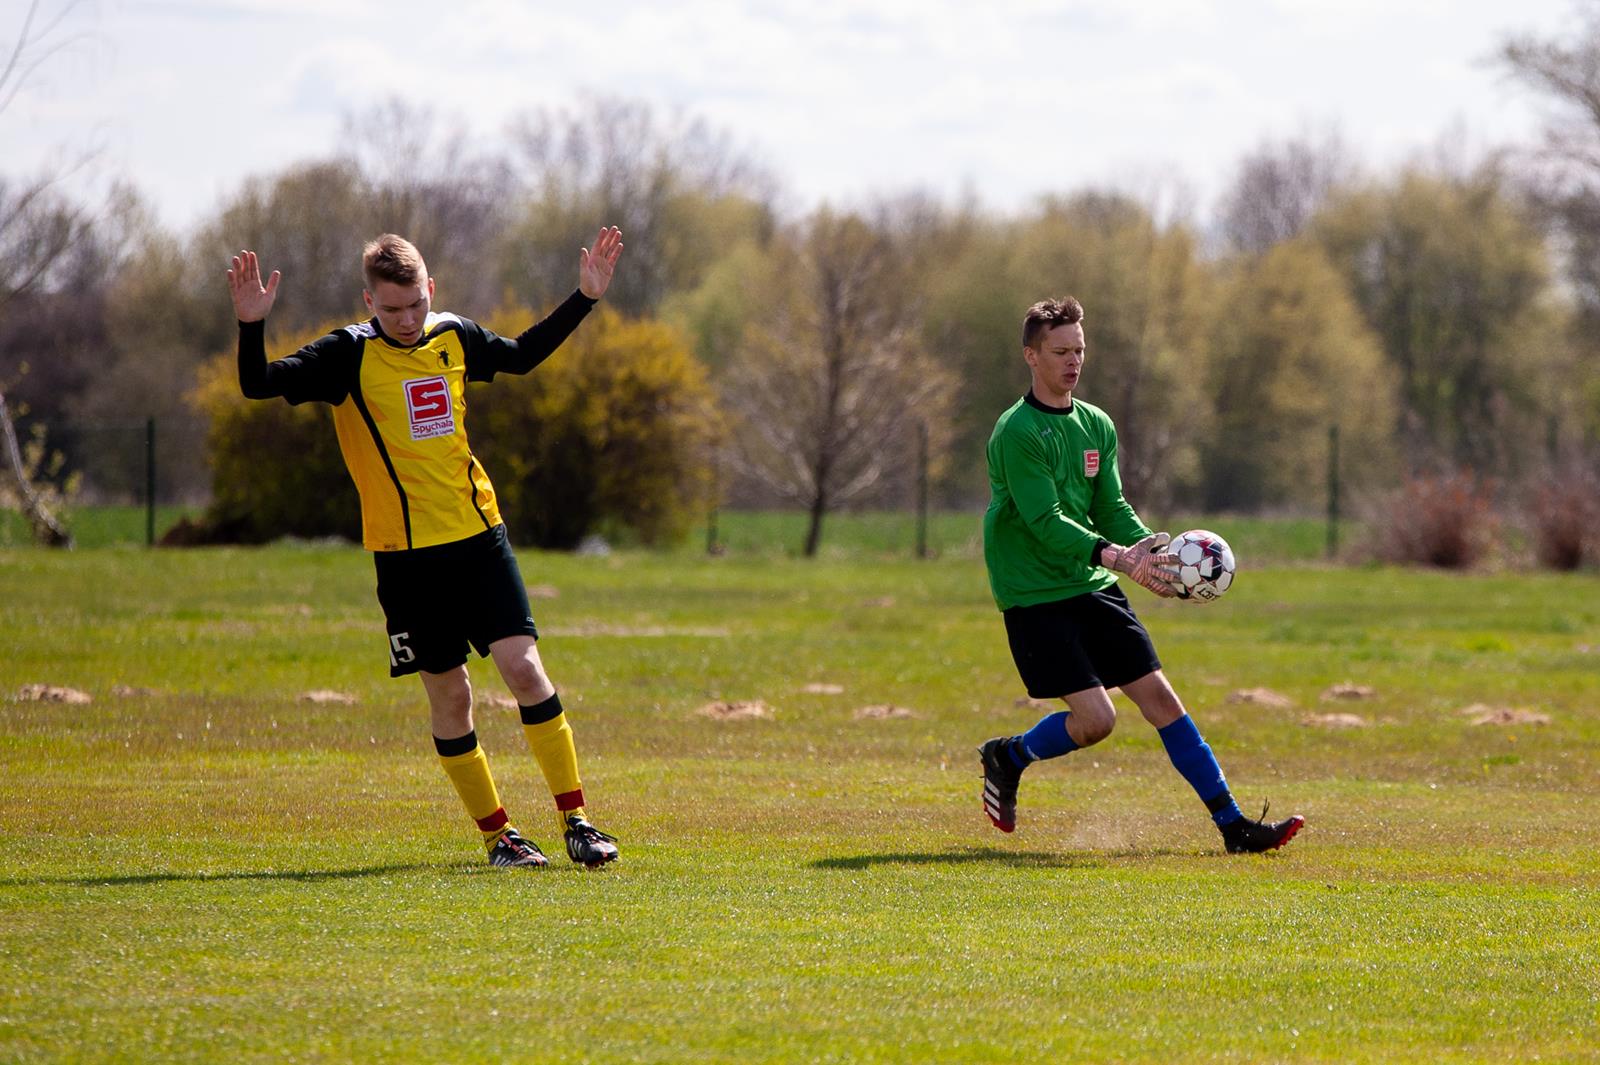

{"left": 686, "top": 509, "right": 1358, "bottom": 562}
{"left": 2, "top": 504, "right": 1355, "bottom": 562}
{"left": 2, "top": 545, "right": 1597, "bottom": 1063}
{"left": 0, "top": 504, "right": 200, "bottom": 548}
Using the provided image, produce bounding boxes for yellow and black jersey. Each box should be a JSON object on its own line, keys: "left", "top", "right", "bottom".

{"left": 238, "top": 291, "right": 595, "bottom": 551}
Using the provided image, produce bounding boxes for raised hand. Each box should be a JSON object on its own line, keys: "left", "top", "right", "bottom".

{"left": 227, "top": 250, "right": 281, "bottom": 323}
{"left": 1102, "top": 532, "right": 1182, "bottom": 599}
{"left": 577, "top": 226, "right": 624, "bottom": 300}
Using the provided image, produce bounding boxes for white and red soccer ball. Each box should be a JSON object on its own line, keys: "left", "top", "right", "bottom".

{"left": 1171, "top": 529, "right": 1235, "bottom": 602}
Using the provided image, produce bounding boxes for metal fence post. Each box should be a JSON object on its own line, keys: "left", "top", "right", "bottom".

{"left": 706, "top": 452, "right": 721, "bottom": 555}
{"left": 146, "top": 416, "right": 157, "bottom": 547}
{"left": 916, "top": 420, "right": 930, "bottom": 559}
{"left": 1326, "top": 423, "right": 1340, "bottom": 560}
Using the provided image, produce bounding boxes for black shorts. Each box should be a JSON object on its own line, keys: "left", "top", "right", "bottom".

{"left": 1002, "top": 585, "right": 1161, "bottom": 699}
{"left": 373, "top": 524, "right": 538, "bottom": 677}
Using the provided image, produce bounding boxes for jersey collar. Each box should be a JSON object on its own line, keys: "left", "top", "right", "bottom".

{"left": 1023, "top": 390, "right": 1075, "bottom": 415}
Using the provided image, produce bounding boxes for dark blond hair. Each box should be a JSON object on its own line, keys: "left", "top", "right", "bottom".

{"left": 1022, "top": 297, "right": 1085, "bottom": 350}
{"left": 362, "top": 234, "right": 428, "bottom": 289}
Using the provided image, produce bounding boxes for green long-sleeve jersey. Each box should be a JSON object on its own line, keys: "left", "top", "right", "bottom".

{"left": 982, "top": 392, "right": 1151, "bottom": 611}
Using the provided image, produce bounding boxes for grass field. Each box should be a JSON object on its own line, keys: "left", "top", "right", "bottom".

{"left": 2, "top": 532, "right": 1598, "bottom": 1063}
{"left": 688, "top": 510, "right": 1357, "bottom": 563}
{"left": 0, "top": 503, "right": 1359, "bottom": 562}
{"left": 0, "top": 504, "right": 200, "bottom": 549}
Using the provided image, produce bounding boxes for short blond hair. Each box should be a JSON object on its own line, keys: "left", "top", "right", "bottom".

{"left": 362, "top": 234, "right": 428, "bottom": 289}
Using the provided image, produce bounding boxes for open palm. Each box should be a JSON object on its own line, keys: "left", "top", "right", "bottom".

{"left": 227, "top": 250, "right": 280, "bottom": 322}
{"left": 578, "top": 226, "right": 624, "bottom": 300}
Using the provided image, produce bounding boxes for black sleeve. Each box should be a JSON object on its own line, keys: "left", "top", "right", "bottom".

{"left": 1089, "top": 539, "right": 1111, "bottom": 568}
{"left": 237, "top": 321, "right": 356, "bottom": 405}
{"left": 462, "top": 290, "right": 597, "bottom": 382}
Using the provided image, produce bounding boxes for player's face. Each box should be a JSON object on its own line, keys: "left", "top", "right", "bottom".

{"left": 1024, "top": 321, "right": 1086, "bottom": 402}
{"left": 365, "top": 277, "right": 435, "bottom": 346}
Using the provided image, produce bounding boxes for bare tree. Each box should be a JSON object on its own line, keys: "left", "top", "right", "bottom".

{"left": 336, "top": 99, "right": 517, "bottom": 313}
{"left": 1498, "top": 9, "right": 1600, "bottom": 460}
{"left": 1502, "top": 6, "right": 1600, "bottom": 322}
{"left": 0, "top": 0, "right": 95, "bottom": 545}
{"left": 503, "top": 95, "right": 776, "bottom": 316}
{"left": 0, "top": 1, "right": 94, "bottom": 314}
{"left": 1215, "top": 128, "right": 1355, "bottom": 256}
{"left": 724, "top": 208, "right": 955, "bottom": 556}
{"left": 1501, "top": 6, "right": 1600, "bottom": 175}
{"left": 194, "top": 160, "right": 379, "bottom": 335}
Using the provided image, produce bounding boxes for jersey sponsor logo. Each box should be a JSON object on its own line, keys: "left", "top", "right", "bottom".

{"left": 404, "top": 376, "right": 455, "bottom": 440}
{"left": 1084, "top": 449, "right": 1100, "bottom": 477}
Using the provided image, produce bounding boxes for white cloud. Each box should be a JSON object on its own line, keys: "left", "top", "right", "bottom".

{"left": 0, "top": 0, "right": 1580, "bottom": 231}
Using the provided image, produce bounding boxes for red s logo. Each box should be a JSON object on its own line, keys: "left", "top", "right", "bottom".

{"left": 405, "top": 376, "right": 456, "bottom": 439}
{"left": 407, "top": 377, "right": 450, "bottom": 420}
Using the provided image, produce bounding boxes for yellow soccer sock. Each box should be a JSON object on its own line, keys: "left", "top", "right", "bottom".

{"left": 435, "top": 731, "right": 510, "bottom": 845}
{"left": 520, "top": 694, "right": 585, "bottom": 830}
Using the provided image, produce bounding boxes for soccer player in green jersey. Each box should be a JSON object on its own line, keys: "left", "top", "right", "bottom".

{"left": 978, "top": 296, "right": 1303, "bottom": 853}
{"left": 227, "top": 229, "right": 624, "bottom": 869}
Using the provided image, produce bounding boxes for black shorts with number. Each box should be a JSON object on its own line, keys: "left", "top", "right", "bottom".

{"left": 1002, "top": 584, "right": 1161, "bottom": 699}
{"left": 374, "top": 524, "right": 538, "bottom": 677}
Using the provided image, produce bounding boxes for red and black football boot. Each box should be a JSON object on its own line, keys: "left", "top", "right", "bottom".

{"left": 979, "top": 736, "right": 1025, "bottom": 833}
{"left": 1221, "top": 803, "right": 1304, "bottom": 854}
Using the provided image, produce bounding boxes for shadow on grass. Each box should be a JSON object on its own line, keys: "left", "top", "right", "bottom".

{"left": 0, "top": 861, "right": 461, "bottom": 889}
{"left": 810, "top": 846, "right": 1110, "bottom": 871}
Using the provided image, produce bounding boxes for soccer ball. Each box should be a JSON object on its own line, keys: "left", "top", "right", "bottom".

{"left": 1171, "top": 529, "right": 1236, "bottom": 602}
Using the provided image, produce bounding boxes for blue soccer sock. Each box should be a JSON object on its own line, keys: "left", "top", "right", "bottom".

{"left": 1158, "top": 714, "right": 1243, "bottom": 826}
{"left": 1015, "top": 711, "right": 1079, "bottom": 767}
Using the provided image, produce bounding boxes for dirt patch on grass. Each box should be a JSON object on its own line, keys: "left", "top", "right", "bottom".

{"left": 478, "top": 691, "right": 519, "bottom": 710}
{"left": 526, "top": 584, "right": 560, "bottom": 600}
{"left": 853, "top": 704, "right": 917, "bottom": 720}
{"left": 15, "top": 684, "right": 91, "bottom": 704}
{"left": 110, "top": 685, "right": 160, "bottom": 698}
{"left": 1305, "top": 710, "right": 1369, "bottom": 725}
{"left": 1457, "top": 704, "right": 1551, "bottom": 726}
{"left": 696, "top": 700, "right": 774, "bottom": 721}
{"left": 802, "top": 683, "right": 845, "bottom": 695}
{"left": 1321, "top": 682, "right": 1376, "bottom": 701}
{"left": 1226, "top": 687, "right": 1294, "bottom": 709}
{"left": 1013, "top": 696, "right": 1057, "bottom": 711}
{"left": 299, "top": 690, "right": 358, "bottom": 705}
{"left": 862, "top": 596, "right": 896, "bottom": 608}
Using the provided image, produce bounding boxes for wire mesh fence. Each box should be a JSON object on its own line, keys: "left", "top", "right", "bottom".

{"left": 0, "top": 414, "right": 210, "bottom": 547}
{"left": 2, "top": 412, "right": 1359, "bottom": 560}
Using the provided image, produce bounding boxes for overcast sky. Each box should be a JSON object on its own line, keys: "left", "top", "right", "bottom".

{"left": 4, "top": 0, "right": 1585, "bottom": 233}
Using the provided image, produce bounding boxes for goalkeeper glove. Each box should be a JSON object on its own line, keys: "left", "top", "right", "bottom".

{"left": 1100, "top": 533, "right": 1182, "bottom": 598}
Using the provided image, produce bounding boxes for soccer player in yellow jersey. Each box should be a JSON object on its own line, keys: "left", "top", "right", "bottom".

{"left": 227, "top": 228, "right": 624, "bottom": 869}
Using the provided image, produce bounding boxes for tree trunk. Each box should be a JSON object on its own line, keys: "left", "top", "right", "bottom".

{"left": 802, "top": 488, "right": 827, "bottom": 558}
{"left": 0, "top": 390, "right": 73, "bottom": 548}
